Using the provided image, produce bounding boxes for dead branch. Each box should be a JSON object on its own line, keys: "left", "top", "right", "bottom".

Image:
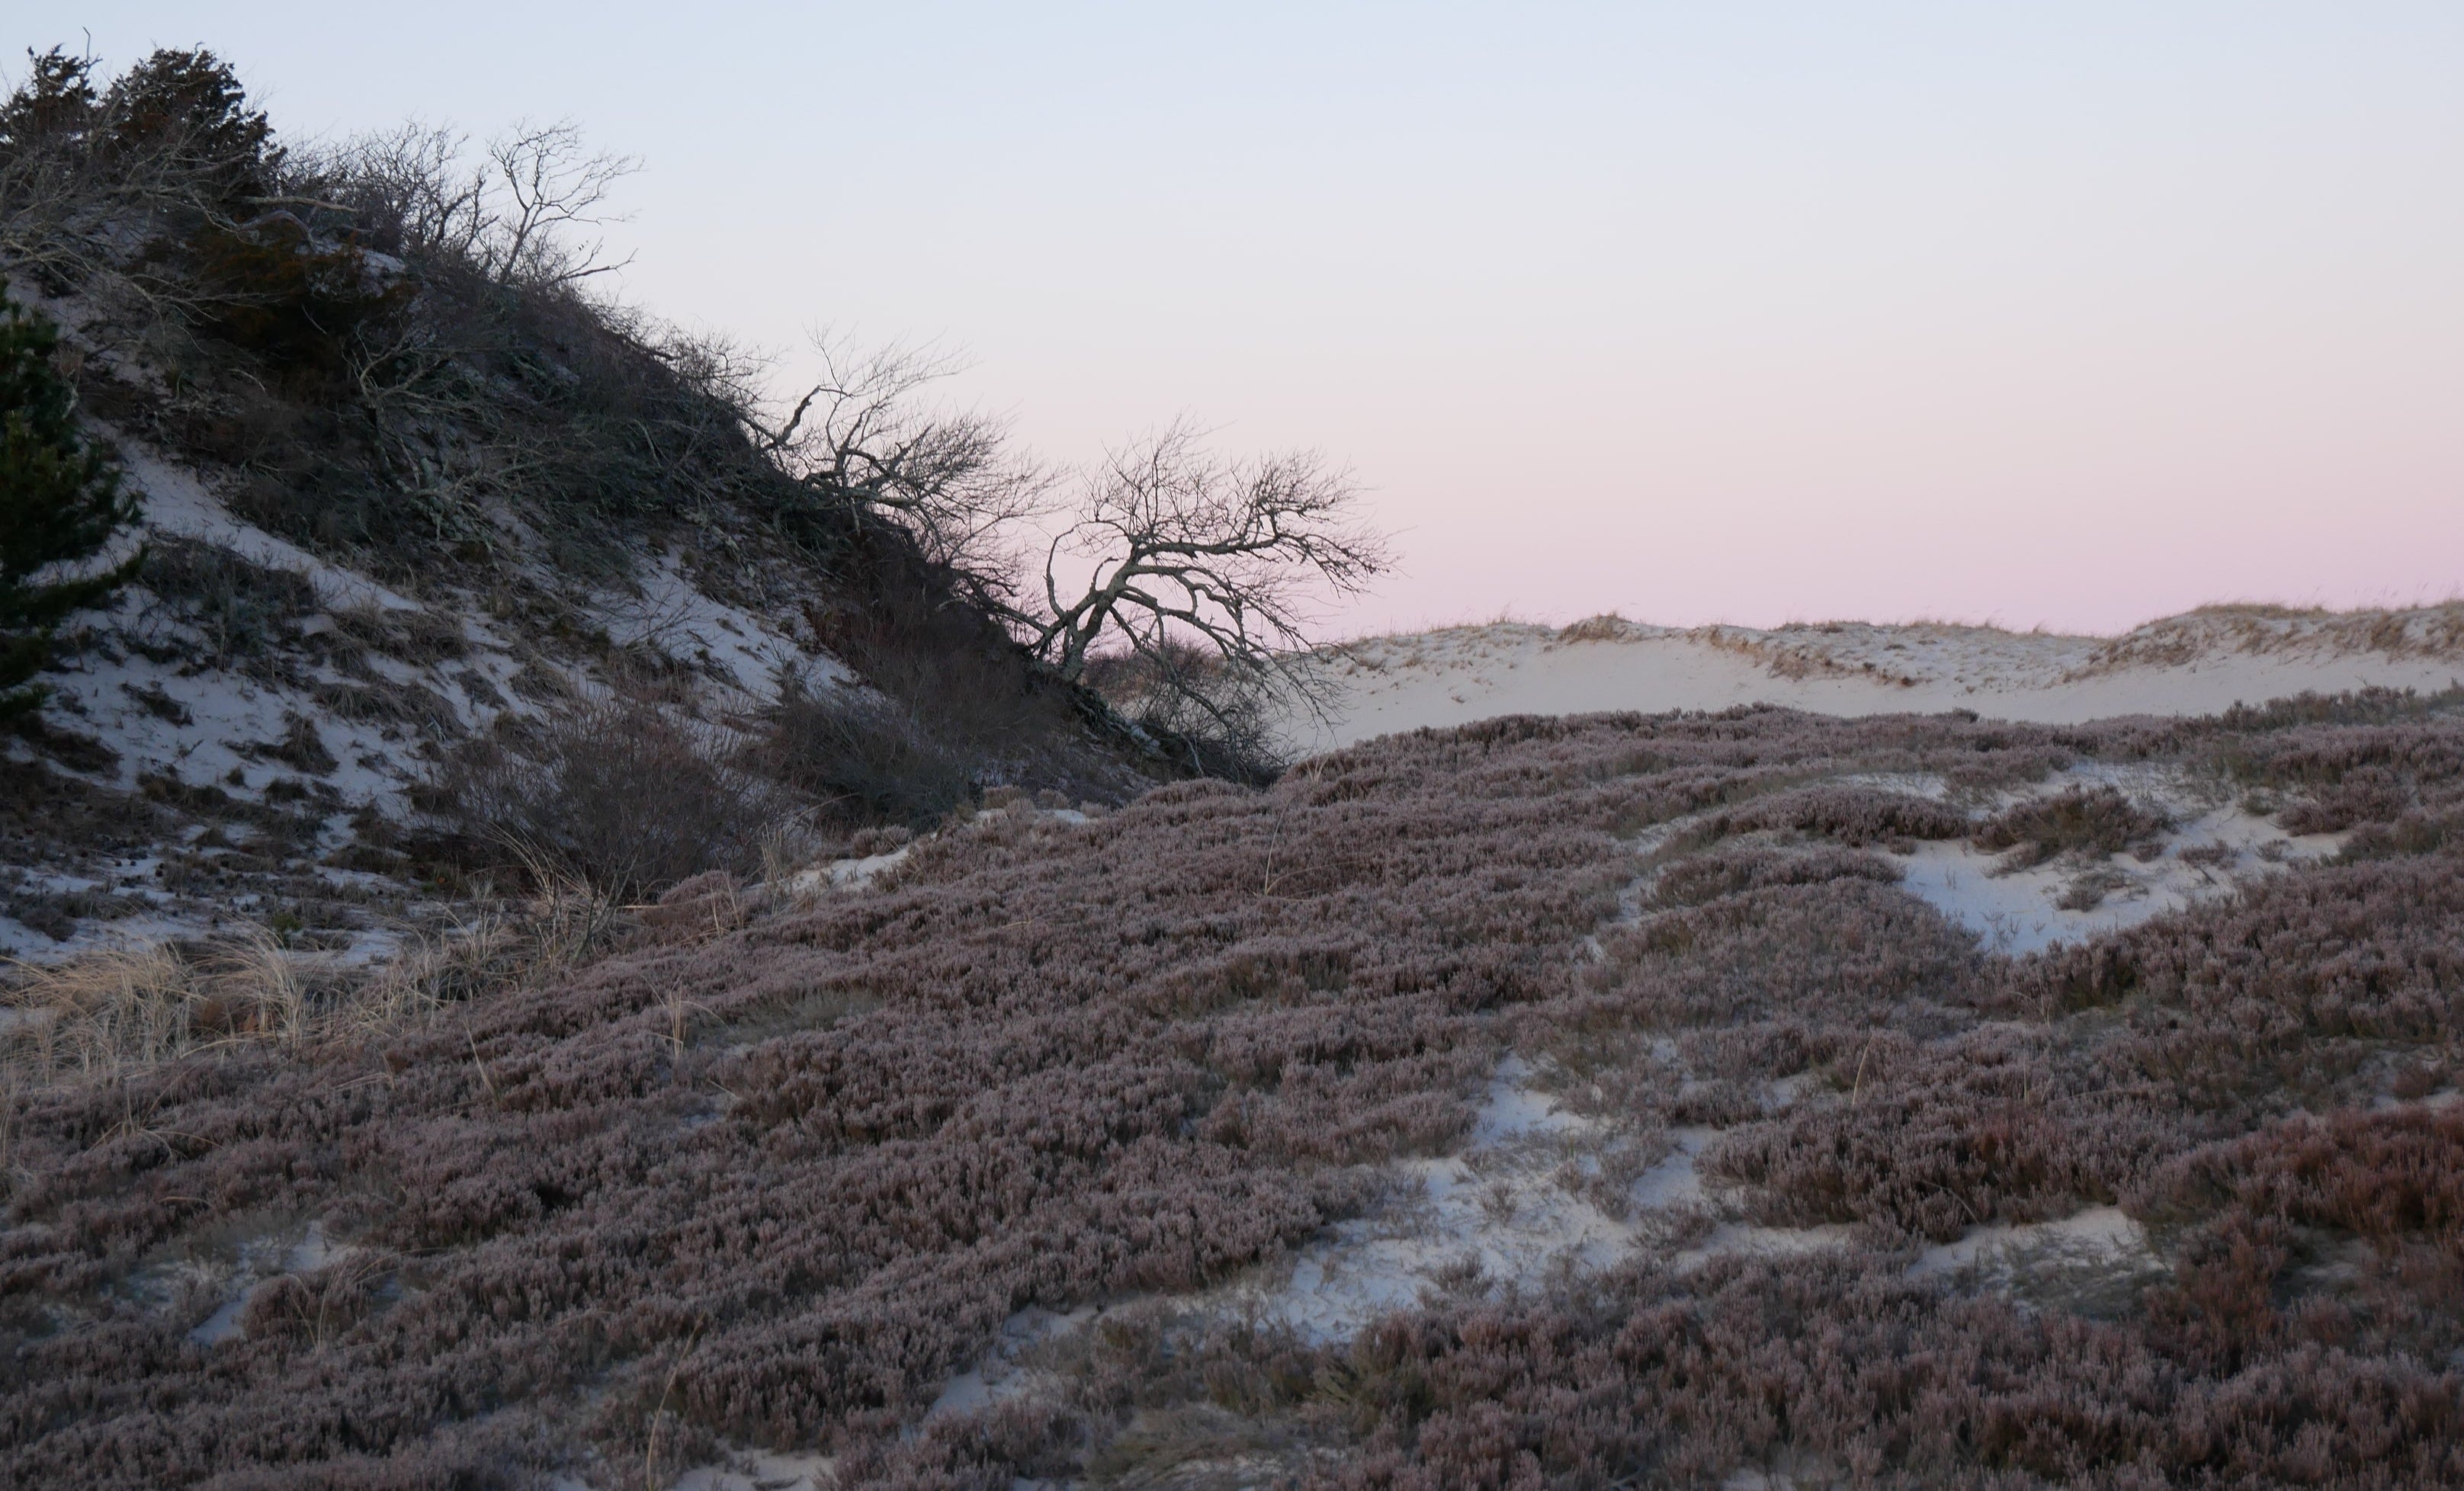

{"left": 1011, "top": 420, "right": 1390, "bottom": 726}
{"left": 756, "top": 332, "right": 1054, "bottom": 588}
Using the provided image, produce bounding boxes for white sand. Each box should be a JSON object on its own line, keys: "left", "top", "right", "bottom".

{"left": 1291, "top": 606, "right": 2464, "bottom": 752}
{"left": 658, "top": 1450, "right": 837, "bottom": 1491}
{"left": 1909, "top": 1206, "right": 2155, "bottom": 1282}
{"left": 1250, "top": 1056, "right": 1649, "bottom": 1342}
{"left": 1885, "top": 761, "right": 2345, "bottom": 954}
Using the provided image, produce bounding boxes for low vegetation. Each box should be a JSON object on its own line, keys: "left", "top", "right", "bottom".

{"left": 2, "top": 868, "right": 626, "bottom": 1088}
{"left": 1972, "top": 782, "right": 2173, "bottom": 867}
{"left": 3, "top": 688, "right": 2460, "bottom": 1486}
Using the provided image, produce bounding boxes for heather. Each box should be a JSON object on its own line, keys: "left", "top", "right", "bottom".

{"left": 8, "top": 692, "right": 2464, "bottom": 1486}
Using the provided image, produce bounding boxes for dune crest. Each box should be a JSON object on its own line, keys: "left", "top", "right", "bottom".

{"left": 1296, "top": 602, "right": 2464, "bottom": 748}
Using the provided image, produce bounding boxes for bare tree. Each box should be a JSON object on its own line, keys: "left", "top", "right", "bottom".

{"left": 314, "top": 123, "right": 485, "bottom": 260}
{"left": 318, "top": 117, "right": 635, "bottom": 286}
{"left": 1008, "top": 419, "right": 1391, "bottom": 752}
{"left": 754, "top": 334, "right": 1053, "bottom": 590}
{"left": 754, "top": 371, "right": 1387, "bottom": 765}
{"left": 478, "top": 120, "right": 635, "bottom": 284}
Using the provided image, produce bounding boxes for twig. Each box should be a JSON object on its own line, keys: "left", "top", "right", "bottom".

{"left": 643, "top": 1322, "right": 706, "bottom": 1490}
{"left": 467, "top": 1025, "right": 496, "bottom": 1105}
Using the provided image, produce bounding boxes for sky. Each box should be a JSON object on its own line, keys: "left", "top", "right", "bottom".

{"left": 24, "top": 4, "right": 2464, "bottom": 636}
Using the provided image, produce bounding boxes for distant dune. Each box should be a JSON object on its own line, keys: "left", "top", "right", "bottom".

{"left": 1292, "top": 603, "right": 2464, "bottom": 749}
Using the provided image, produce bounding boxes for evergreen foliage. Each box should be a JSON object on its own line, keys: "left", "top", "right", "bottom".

{"left": 98, "top": 46, "right": 277, "bottom": 200}
{"left": 0, "top": 45, "right": 274, "bottom": 201}
{"left": 0, "top": 46, "right": 99, "bottom": 149}
{"left": 0, "top": 288, "right": 140, "bottom": 717}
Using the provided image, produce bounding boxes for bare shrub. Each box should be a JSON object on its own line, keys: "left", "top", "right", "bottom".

{"left": 1080, "top": 636, "right": 1290, "bottom": 783}
{"left": 1004, "top": 421, "right": 1393, "bottom": 750}
{"left": 428, "top": 697, "right": 784, "bottom": 896}
{"left": 747, "top": 681, "right": 976, "bottom": 829}
{"left": 5, "top": 48, "right": 807, "bottom": 572}
{"left": 751, "top": 335, "right": 1051, "bottom": 597}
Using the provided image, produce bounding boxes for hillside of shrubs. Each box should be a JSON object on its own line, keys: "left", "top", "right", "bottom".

{"left": 5, "top": 685, "right": 2463, "bottom": 1487}
{"left": 0, "top": 45, "right": 1185, "bottom": 962}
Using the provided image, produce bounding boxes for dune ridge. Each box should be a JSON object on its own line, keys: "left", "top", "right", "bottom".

{"left": 1296, "top": 602, "right": 2464, "bottom": 749}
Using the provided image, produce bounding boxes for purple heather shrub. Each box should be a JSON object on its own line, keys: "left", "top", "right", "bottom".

{"left": 1972, "top": 783, "right": 2172, "bottom": 867}
{"left": 8, "top": 697, "right": 2464, "bottom": 1486}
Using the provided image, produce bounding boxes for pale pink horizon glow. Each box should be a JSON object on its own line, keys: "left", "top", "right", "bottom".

{"left": 34, "top": 4, "right": 2464, "bottom": 636}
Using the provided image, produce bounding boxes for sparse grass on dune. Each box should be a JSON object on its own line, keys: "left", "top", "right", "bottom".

{"left": 2070, "top": 601, "right": 2464, "bottom": 676}
{"left": 5, "top": 691, "right": 2464, "bottom": 1487}
{"left": 0, "top": 867, "right": 631, "bottom": 1091}
{"left": 1324, "top": 601, "right": 2464, "bottom": 674}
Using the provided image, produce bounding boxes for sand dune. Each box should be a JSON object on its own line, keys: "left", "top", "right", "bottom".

{"left": 1294, "top": 603, "right": 2464, "bottom": 750}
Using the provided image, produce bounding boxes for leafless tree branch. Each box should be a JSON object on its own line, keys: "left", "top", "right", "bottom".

{"left": 754, "top": 332, "right": 1054, "bottom": 592}
{"left": 1006, "top": 418, "right": 1391, "bottom": 742}
{"left": 479, "top": 120, "right": 636, "bottom": 286}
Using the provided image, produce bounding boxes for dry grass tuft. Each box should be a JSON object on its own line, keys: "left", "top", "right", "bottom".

{"left": 2, "top": 869, "right": 630, "bottom": 1092}
{"left": 4, "top": 936, "right": 327, "bottom": 1085}
{"left": 1555, "top": 614, "right": 1637, "bottom": 644}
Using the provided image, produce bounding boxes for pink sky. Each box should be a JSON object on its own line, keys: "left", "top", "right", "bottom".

{"left": 42, "top": 3, "right": 2464, "bottom": 635}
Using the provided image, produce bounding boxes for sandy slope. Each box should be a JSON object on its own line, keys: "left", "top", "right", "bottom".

{"left": 0, "top": 434, "right": 849, "bottom": 964}
{"left": 1291, "top": 605, "right": 2464, "bottom": 751}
